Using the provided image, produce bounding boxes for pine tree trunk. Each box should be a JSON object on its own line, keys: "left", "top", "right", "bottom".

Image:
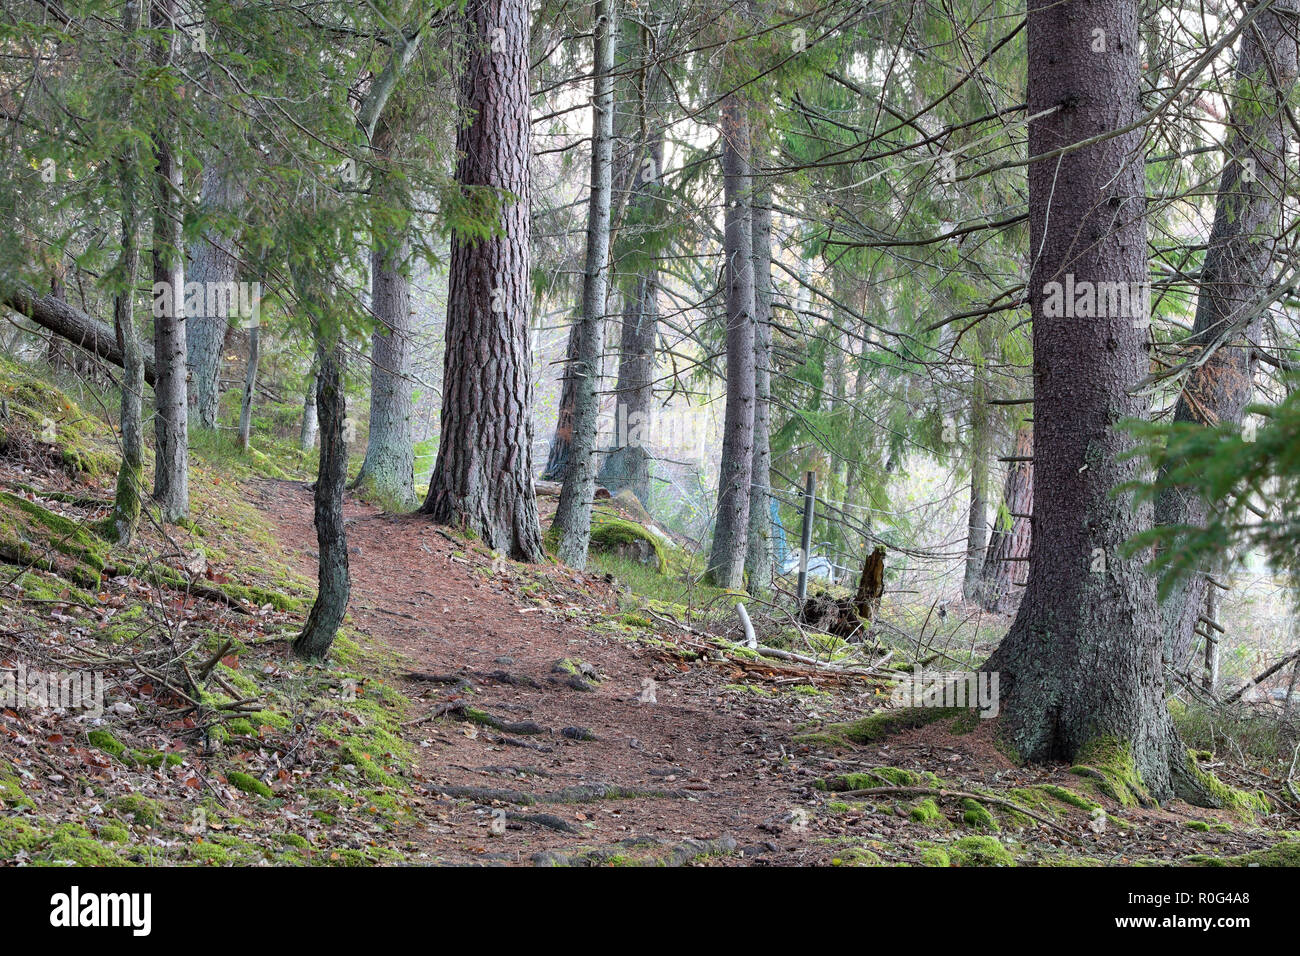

{"left": 983, "top": 0, "right": 1195, "bottom": 803}
{"left": 962, "top": 370, "right": 992, "bottom": 601}
{"left": 149, "top": 0, "right": 188, "bottom": 523}
{"left": 705, "top": 94, "right": 756, "bottom": 589}
{"left": 422, "top": 0, "right": 544, "bottom": 561}
{"left": 745, "top": 190, "right": 774, "bottom": 594}
{"left": 237, "top": 325, "right": 258, "bottom": 452}
{"left": 542, "top": 320, "right": 579, "bottom": 483}
{"left": 980, "top": 423, "right": 1032, "bottom": 614}
{"left": 554, "top": 0, "right": 618, "bottom": 569}
{"left": 1155, "top": 8, "right": 1300, "bottom": 671}
{"left": 293, "top": 330, "right": 350, "bottom": 659}
{"left": 186, "top": 153, "right": 246, "bottom": 430}
{"left": 355, "top": 231, "right": 416, "bottom": 508}
{"left": 299, "top": 364, "right": 319, "bottom": 452}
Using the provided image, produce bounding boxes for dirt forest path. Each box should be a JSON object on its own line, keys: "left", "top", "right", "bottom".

{"left": 250, "top": 478, "right": 861, "bottom": 865}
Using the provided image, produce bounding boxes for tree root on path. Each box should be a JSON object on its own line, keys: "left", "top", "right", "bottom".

{"left": 835, "top": 784, "right": 1079, "bottom": 840}
{"left": 428, "top": 781, "right": 692, "bottom": 806}
{"left": 530, "top": 834, "right": 739, "bottom": 867}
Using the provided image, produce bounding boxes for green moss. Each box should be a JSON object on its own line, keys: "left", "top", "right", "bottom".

{"left": 0, "top": 818, "right": 128, "bottom": 865}
{"left": 587, "top": 515, "right": 667, "bottom": 572}
{"left": 97, "top": 823, "right": 129, "bottom": 843}
{"left": 87, "top": 729, "right": 127, "bottom": 759}
{"left": 949, "top": 835, "right": 1016, "bottom": 867}
{"left": 1069, "top": 736, "right": 1152, "bottom": 809}
{"left": 919, "top": 846, "right": 951, "bottom": 867}
{"left": 1181, "top": 752, "right": 1271, "bottom": 821}
{"left": 1034, "top": 784, "right": 1101, "bottom": 813}
{"left": 815, "top": 767, "right": 931, "bottom": 791}
{"left": 227, "top": 771, "right": 273, "bottom": 798}
{"left": 815, "top": 707, "right": 965, "bottom": 744}
{"left": 108, "top": 794, "right": 164, "bottom": 828}
{"left": 910, "top": 798, "right": 945, "bottom": 824}
{"left": 1188, "top": 840, "right": 1300, "bottom": 867}
{"left": 960, "top": 798, "right": 999, "bottom": 831}
{"left": 0, "top": 769, "right": 34, "bottom": 810}
{"left": 830, "top": 847, "right": 883, "bottom": 866}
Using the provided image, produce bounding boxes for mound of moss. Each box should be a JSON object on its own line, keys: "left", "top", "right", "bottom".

{"left": 587, "top": 512, "right": 667, "bottom": 572}
{"left": 801, "top": 707, "right": 966, "bottom": 746}
{"left": 0, "top": 358, "right": 116, "bottom": 478}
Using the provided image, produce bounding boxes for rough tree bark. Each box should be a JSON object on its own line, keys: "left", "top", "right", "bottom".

{"left": 421, "top": 0, "right": 545, "bottom": 561}
{"left": 237, "top": 324, "right": 258, "bottom": 452}
{"left": 293, "top": 330, "right": 350, "bottom": 659}
{"left": 299, "top": 363, "right": 319, "bottom": 451}
{"left": 962, "top": 362, "right": 992, "bottom": 602}
{"left": 745, "top": 190, "right": 774, "bottom": 594}
{"left": 109, "top": 0, "right": 145, "bottom": 545}
{"left": 354, "top": 234, "right": 416, "bottom": 507}
{"left": 1155, "top": 4, "right": 1300, "bottom": 672}
{"left": 149, "top": 0, "right": 188, "bottom": 522}
{"left": 554, "top": 0, "right": 618, "bottom": 569}
{"left": 186, "top": 153, "right": 246, "bottom": 430}
{"left": 980, "top": 423, "right": 1033, "bottom": 614}
{"left": 983, "top": 0, "right": 1201, "bottom": 803}
{"left": 705, "top": 93, "right": 756, "bottom": 589}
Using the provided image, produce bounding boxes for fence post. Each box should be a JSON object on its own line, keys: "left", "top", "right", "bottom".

{"left": 797, "top": 470, "right": 816, "bottom": 604}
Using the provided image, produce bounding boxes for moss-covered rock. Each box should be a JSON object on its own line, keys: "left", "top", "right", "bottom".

{"left": 910, "top": 798, "right": 945, "bottom": 824}
{"left": 586, "top": 514, "right": 667, "bottom": 572}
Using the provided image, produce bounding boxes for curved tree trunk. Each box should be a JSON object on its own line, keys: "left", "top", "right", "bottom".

{"left": 980, "top": 423, "right": 1033, "bottom": 614}
{"left": 554, "top": 0, "right": 618, "bottom": 569}
{"left": 421, "top": 0, "right": 544, "bottom": 561}
{"left": 293, "top": 331, "right": 350, "bottom": 659}
{"left": 1155, "top": 6, "right": 1300, "bottom": 672}
{"left": 984, "top": 0, "right": 1195, "bottom": 804}
{"left": 705, "top": 93, "right": 756, "bottom": 589}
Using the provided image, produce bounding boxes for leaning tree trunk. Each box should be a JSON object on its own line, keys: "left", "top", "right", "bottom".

{"left": 422, "top": 0, "right": 544, "bottom": 561}
{"left": 1155, "top": 5, "right": 1300, "bottom": 672}
{"left": 980, "top": 422, "right": 1033, "bottom": 614}
{"left": 983, "top": 0, "right": 1198, "bottom": 804}
{"left": 186, "top": 153, "right": 246, "bottom": 430}
{"left": 293, "top": 329, "right": 350, "bottom": 660}
{"left": 745, "top": 189, "right": 774, "bottom": 594}
{"left": 150, "top": 0, "right": 188, "bottom": 523}
{"left": 704, "top": 94, "right": 757, "bottom": 589}
{"left": 554, "top": 0, "right": 618, "bottom": 569}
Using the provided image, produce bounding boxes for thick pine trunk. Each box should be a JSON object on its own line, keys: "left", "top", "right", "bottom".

{"left": 705, "top": 94, "right": 756, "bottom": 589}
{"left": 186, "top": 154, "right": 246, "bottom": 430}
{"left": 1155, "top": 8, "right": 1300, "bottom": 671}
{"left": 554, "top": 0, "right": 618, "bottom": 568}
{"left": 745, "top": 191, "right": 774, "bottom": 593}
{"left": 422, "top": 0, "right": 545, "bottom": 561}
{"left": 150, "top": 0, "right": 188, "bottom": 523}
{"left": 984, "top": 0, "right": 1192, "bottom": 803}
{"left": 980, "top": 423, "right": 1033, "bottom": 614}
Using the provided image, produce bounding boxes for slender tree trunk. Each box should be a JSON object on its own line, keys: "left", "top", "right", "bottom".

{"left": 237, "top": 325, "right": 258, "bottom": 452}
{"left": 542, "top": 322, "right": 579, "bottom": 482}
{"left": 962, "top": 368, "right": 992, "bottom": 601}
{"left": 299, "top": 363, "right": 319, "bottom": 451}
{"left": 422, "top": 0, "right": 544, "bottom": 561}
{"left": 554, "top": 0, "right": 618, "bottom": 568}
{"left": 150, "top": 0, "right": 188, "bottom": 522}
{"left": 186, "top": 153, "right": 246, "bottom": 430}
{"left": 354, "top": 232, "right": 416, "bottom": 508}
{"left": 705, "top": 94, "right": 756, "bottom": 589}
{"left": 745, "top": 190, "right": 773, "bottom": 593}
{"left": 983, "top": 0, "right": 1197, "bottom": 803}
{"left": 293, "top": 328, "right": 350, "bottom": 659}
{"left": 109, "top": 0, "right": 145, "bottom": 546}
{"left": 1156, "top": 7, "right": 1300, "bottom": 671}
{"left": 980, "top": 422, "right": 1033, "bottom": 613}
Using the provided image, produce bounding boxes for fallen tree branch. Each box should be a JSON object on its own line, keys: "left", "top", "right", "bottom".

{"left": 834, "top": 784, "right": 1078, "bottom": 839}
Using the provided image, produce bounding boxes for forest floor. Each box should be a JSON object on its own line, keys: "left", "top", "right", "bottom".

{"left": 2, "top": 359, "right": 1299, "bottom": 866}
